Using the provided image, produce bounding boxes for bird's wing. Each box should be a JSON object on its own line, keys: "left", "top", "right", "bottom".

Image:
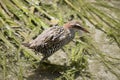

{"left": 28, "top": 26, "right": 67, "bottom": 48}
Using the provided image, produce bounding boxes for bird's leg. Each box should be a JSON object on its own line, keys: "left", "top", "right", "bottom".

{"left": 40, "top": 56, "right": 47, "bottom": 62}
{"left": 61, "top": 48, "right": 66, "bottom": 52}
{"left": 40, "top": 56, "right": 50, "bottom": 63}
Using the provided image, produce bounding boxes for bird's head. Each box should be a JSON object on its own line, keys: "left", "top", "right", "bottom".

{"left": 63, "top": 20, "right": 89, "bottom": 33}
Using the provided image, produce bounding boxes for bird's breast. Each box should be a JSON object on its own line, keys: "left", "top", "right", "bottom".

{"left": 34, "top": 27, "right": 75, "bottom": 57}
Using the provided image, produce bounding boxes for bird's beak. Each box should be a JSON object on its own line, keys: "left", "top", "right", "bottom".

{"left": 78, "top": 26, "right": 89, "bottom": 33}
{"left": 74, "top": 24, "right": 89, "bottom": 33}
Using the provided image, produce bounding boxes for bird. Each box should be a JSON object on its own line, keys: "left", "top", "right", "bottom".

{"left": 23, "top": 20, "right": 89, "bottom": 61}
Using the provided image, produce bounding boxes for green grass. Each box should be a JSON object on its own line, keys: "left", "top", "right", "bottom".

{"left": 0, "top": 0, "right": 120, "bottom": 80}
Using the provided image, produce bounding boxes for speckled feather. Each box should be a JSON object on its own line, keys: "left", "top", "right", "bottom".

{"left": 23, "top": 21, "right": 89, "bottom": 60}
{"left": 27, "top": 26, "right": 75, "bottom": 58}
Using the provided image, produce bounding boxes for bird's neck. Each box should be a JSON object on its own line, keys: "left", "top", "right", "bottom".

{"left": 63, "top": 23, "right": 72, "bottom": 29}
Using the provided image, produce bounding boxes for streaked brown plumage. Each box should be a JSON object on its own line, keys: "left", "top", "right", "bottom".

{"left": 23, "top": 20, "right": 89, "bottom": 61}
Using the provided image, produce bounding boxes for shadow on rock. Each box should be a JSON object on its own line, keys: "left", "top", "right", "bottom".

{"left": 26, "top": 62, "right": 69, "bottom": 80}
